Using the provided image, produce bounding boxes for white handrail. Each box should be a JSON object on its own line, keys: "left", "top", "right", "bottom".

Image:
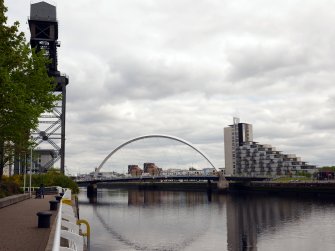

{"left": 52, "top": 189, "right": 86, "bottom": 251}
{"left": 52, "top": 199, "right": 62, "bottom": 251}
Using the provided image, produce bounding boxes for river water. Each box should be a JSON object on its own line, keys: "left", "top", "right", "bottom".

{"left": 78, "top": 188, "right": 335, "bottom": 251}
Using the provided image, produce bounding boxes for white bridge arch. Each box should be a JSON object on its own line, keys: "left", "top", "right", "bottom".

{"left": 95, "top": 134, "right": 217, "bottom": 175}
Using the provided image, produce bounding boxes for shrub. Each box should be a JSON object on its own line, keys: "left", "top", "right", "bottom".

{"left": 0, "top": 176, "right": 22, "bottom": 198}
{"left": 35, "top": 171, "right": 79, "bottom": 194}
{"left": 1, "top": 171, "right": 79, "bottom": 197}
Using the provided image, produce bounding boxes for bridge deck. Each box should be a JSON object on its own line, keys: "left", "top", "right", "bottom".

{"left": 76, "top": 175, "right": 270, "bottom": 185}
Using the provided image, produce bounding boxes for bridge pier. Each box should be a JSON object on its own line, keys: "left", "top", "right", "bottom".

{"left": 217, "top": 174, "right": 229, "bottom": 192}
{"left": 87, "top": 183, "right": 97, "bottom": 197}
{"left": 207, "top": 179, "right": 212, "bottom": 202}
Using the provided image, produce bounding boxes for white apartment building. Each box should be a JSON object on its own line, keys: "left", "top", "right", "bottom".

{"left": 224, "top": 118, "right": 316, "bottom": 176}
{"left": 224, "top": 117, "right": 253, "bottom": 175}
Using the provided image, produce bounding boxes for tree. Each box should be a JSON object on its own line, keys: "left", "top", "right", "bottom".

{"left": 0, "top": 0, "right": 59, "bottom": 183}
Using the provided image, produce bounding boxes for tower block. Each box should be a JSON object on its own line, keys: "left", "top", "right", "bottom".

{"left": 28, "top": 1, "right": 69, "bottom": 174}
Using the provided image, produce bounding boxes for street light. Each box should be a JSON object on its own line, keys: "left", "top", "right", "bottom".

{"left": 29, "top": 146, "right": 32, "bottom": 197}
{"left": 23, "top": 153, "right": 26, "bottom": 194}
{"left": 29, "top": 135, "right": 35, "bottom": 198}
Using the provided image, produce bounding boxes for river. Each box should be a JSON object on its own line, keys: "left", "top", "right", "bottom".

{"left": 78, "top": 188, "right": 335, "bottom": 251}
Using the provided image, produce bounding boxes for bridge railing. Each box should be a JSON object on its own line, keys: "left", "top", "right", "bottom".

{"left": 52, "top": 189, "right": 90, "bottom": 251}
{"left": 76, "top": 173, "right": 221, "bottom": 182}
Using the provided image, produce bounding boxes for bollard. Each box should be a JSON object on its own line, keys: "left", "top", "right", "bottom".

{"left": 49, "top": 200, "right": 59, "bottom": 211}
{"left": 37, "top": 211, "right": 52, "bottom": 228}
{"left": 55, "top": 195, "right": 62, "bottom": 202}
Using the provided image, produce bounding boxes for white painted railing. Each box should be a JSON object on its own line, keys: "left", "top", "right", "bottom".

{"left": 52, "top": 189, "right": 90, "bottom": 251}
{"left": 21, "top": 186, "right": 63, "bottom": 193}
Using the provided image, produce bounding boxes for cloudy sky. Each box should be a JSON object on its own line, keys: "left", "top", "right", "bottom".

{"left": 5, "top": 0, "right": 335, "bottom": 174}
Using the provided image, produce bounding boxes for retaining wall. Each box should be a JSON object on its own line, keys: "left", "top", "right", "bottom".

{"left": 0, "top": 194, "right": 30, "bottom": 209}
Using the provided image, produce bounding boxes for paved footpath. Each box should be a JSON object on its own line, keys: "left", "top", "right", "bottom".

{"left": 0, "top": 194, "right": 57, "bottom": 251}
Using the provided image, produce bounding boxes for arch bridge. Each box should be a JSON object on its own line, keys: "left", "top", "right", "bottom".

{"left": 94, "top": 134, "right": 217, "bottom": 176}
{"left": 76, "top": 134, "right": 269, "bottom": 195}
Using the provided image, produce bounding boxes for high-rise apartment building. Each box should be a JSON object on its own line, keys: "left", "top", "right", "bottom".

{"left": 224, "top": 118, "right": 316, "bottom": 176}
{"left": 224, "top": 118, "right": 253, "bottom": 175}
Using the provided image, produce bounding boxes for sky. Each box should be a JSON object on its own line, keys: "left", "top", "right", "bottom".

{"left": 4, "top": 0, "right": 335, "bottom": 174}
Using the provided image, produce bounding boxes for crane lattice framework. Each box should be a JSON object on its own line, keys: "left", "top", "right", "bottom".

{"left": 28, "top": 1, "right": 68, "bottom": 174}
{"left": 95, "top": 134, "right": 217, "bottom": 176}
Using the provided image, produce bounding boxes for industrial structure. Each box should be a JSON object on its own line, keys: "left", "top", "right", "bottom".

{"left": 224, "top": 118, "right": 316, "bottom": 176}
{"left": 27, "top": 1, "right": 69, "bottom": 173}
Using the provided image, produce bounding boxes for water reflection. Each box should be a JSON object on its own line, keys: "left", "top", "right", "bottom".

{"left": 226, "top": 195, "right": 315, "bottom": 251}
{"left": 127, "top": 190, "right": 214, "bottom": 206}
{"left": 81, "top": 189, "right": 335, "bottom": 251}
{"left": 90, "top": 190, "right": 214, "bottom": 250}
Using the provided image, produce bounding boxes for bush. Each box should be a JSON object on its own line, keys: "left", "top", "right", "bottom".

{"left": 16, "top": 171, "right": 79, "bottom": 194}
{"left": 35, "top": 171, "right": 79, "bottom": 194}
{"left": 320, "top": 166, "right": 335, "bottom": 172}
{"left": 0, "top": 176, "right": 22, "bottom": 198}
{"left": 1, "top": 171, "right": 79, "bottom": 197}
{"left": 296, "top": 171, "right": 312, "bottom": 178}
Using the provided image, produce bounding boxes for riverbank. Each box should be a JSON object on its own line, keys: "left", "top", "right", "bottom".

{"left": 229, "top": 180, "right": 335, "bottom": 196}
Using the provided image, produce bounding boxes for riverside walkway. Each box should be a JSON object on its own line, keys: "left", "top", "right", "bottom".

{"left": 0, "top": 194, "right": 57, "bottom": 251}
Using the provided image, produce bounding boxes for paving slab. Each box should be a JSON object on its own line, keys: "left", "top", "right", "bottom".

{"left": 0, "top": 194, "right": 57, "bottom": 251}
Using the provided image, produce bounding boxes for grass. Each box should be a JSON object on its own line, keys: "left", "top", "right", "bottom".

{"left": 273, "top": 176, "right": 313, "bottom": 183}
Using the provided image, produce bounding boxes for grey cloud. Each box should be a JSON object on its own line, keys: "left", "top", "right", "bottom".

{"left": 226, "top": 42, "right": 309, "bottom": 80}
{"left": 5, "top": 0, "right": 335, "bottom": 173}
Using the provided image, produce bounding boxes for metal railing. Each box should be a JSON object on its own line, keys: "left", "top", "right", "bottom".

{"left": 22, "top": 186, "right": 63, "bottom": 193}
{"left": 52, "top": 189, "right": 90, "bottom": 251}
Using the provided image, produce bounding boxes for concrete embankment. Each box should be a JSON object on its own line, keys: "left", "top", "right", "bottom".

{"left": 229, "top": 181, "right": 335, "bottom": 196}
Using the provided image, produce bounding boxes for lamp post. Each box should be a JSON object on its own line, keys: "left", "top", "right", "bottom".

{"left": 23, "top": 154, "right": 26, "bottom": 193}
{"left": 29, "top": 146, "right": 32, "bottom": 197}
